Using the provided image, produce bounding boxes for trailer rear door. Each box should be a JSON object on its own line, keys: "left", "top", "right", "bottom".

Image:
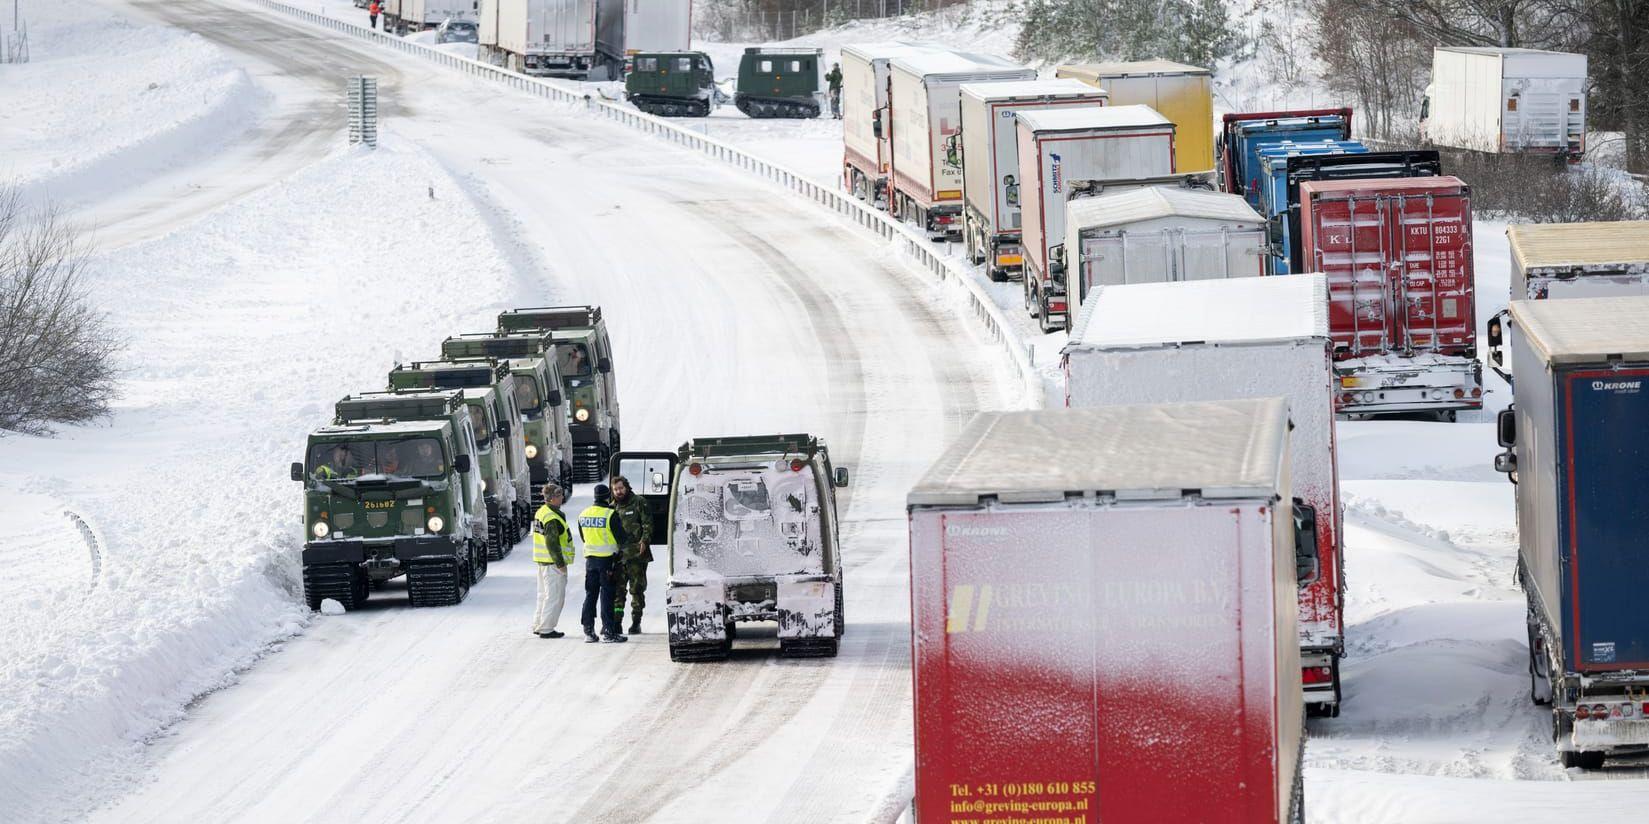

{"left": 1302, "top": 177, "right": 1475, "bottom": 360}
{"left": 1562, "top": 367, "right": 1649, "bottom": 671}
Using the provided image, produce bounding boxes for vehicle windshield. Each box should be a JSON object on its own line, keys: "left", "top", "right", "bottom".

{"left": 307, "top": 437, "right": 448, "bottom": 480}
{"left": 556, "top": 343, "right": 591, "bottom": 377}
{"left": 675, "top": 466, "right": 822, "bottom": 577}
{"left": 513, "top": 378, "right": 542, "bottom": 418}
{"left": 468, "top": 407, "right": 492, "bottom": 451}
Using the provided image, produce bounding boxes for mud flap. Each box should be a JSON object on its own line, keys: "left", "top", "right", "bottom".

{"left": 667, "top": 584, "right": 727, "bottom": 645}
{"left": 777, "top": 579, "right": 836, "bottom": 639}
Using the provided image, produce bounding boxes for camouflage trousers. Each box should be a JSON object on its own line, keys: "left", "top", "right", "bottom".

{"left": 612, "top": 555, "right": 649, "bottom": 622}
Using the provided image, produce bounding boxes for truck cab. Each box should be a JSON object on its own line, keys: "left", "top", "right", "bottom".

{"left": 625, "top": 51, "right": 718, "bottom": 117}
{"left": 498, "top": 306, "right": 621, "bottom": 482}
{"left": 442, "top": 331, "right": 575, "bottom": 502}
{"left": 615, "top": 434, "right": 851, "bottom": 661}
{"left": 292, "top": 389, "right": 486, "bottom": 611}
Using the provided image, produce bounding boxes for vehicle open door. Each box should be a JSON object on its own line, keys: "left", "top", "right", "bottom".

{"left": 609, "top": 451, "right": 678, "bottom": 543}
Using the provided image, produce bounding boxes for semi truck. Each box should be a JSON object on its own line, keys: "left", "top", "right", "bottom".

{"left": 1490, "top": 295, "right": 1649, "bottom": 769}
{"left": 958, "top": 79, "right": 1108, "bottom": 281}
{"left": 1217, "top": 108, "right": 1352, "bottom": 208}
{"left": 622, "top": 0, "right": 690, "bottom": 54}
{"left": 908, "top": 398, "right": 1306, "bottom": 823}
{"left": 1509, "top": 221, "right": 1649, "bottom": 301}
{"left": 478, "top": 0, "right": 625, "bottom": 79}
{"left": 1422, "top": 47, "right": 1587, "bottom": 161}
{"left": 1055, "top": 60, "right": 1214, "bottom": 174}
{"left": 1015, "top": 105, "right": 1178, "bottom": 331}
{"left": 1063, "top": 274, "right": 1345, "bottom": 716}
{"left": 887, "top": 51, "right": 1035, "bottom": 237}
{"left": 840, "top": 42, "right": 944, "bottom": 206}
{"left": 1064, "top": 184, "right": 1266, "bottom": 310}
{"left": 1298, "top": 175, "right": 1483, "bottom": 418}
{"left": 384, "top": 0, "right": 476, "bottom": 34}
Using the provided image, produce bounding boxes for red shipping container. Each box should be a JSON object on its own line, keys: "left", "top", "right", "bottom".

{"left": 907, "top": 400, "right": 1305, "bottom": 824}
{"left": 1298, "top": 176, "right": 1483, "bottom": 415}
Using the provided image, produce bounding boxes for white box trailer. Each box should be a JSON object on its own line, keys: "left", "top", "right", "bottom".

{"left": 1422, "top": 47, "right": 1587, "bottom": 160}
{"left": 959, "top": 79, "right": 1108, "bottom": 281}
{"left": 1063, "top": 274, "right": 1346, "bottom": 716}
{"left": 840, "top": 42, "right": 946, "bottom": 205}
{"left": 622, "top": 0, "right": 690, "bottom": 54}
{"left": 478, "top": 0, "right": 625, "bottom": 79}
{"left": 1509, "top": 221, "right": 1649, "bottom": 301}
{"left": 1016, "top": 105, "right": 1177, "bottom": 331}
{"left": 1066, "top": 185, "right": 1266, "bottom": 310}
{"left": 385, "top": 1, "right": 476, "bottom": 32}
{"left": 888, "top": 52, "right": 1035, "bottom": 237}
{"left": 907, "top": 398, "right": 1306, "bottom": 823}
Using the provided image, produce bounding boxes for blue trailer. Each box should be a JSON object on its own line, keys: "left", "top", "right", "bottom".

{"left": 1489, "top": 295, "right": 1649, "bottom": 770}
{"left": 1253, "top": 140, "right": 1370, "bottom": 274}
{"left": 1217, "top": 108, "right": 1352, "bottom": 208}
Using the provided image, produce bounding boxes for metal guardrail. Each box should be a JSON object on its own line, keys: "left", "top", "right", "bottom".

{"left": 249, "top": 0, "right": 1041, "bottom": 406}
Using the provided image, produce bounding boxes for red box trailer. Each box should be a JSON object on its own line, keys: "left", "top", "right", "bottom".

{"left": 1298, "top": 175, "right": 1484, "bottom": 418}
{"left": 907, "top": 399, "right": 1306, "bottom": 824}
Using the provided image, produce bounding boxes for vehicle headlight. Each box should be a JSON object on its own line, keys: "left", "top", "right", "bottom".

{"left": 427, "top": 515, "right": 445, "bottom": 532}
{"left": 312, "top": 521, "right": 330, "bottom": 538}
{"left": 574, "top": 407, "right": 591, "bottom": 423}
{"left": 483, "top": 479, "right": 493, "bottom": 493}
{"left": 525, "top": 443, "right": 539, "bottom": 459}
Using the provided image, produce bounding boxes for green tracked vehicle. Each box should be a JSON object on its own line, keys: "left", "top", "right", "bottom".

{"left": 613, "top": 433, "right": 851, "bottom": 662}
{"left": 735, "top": 47, "right": 824, "bottom": 119}
{"left": 387, "top": 359, "right": 533, "bottom": 561}
{"left": 441, "top": 331, "right": 575, "bottom": 504}
{"left": 625, "top": 51, "right": 719, "bottom": 117}
{"left": 498, "top": 306, "right": 621, "bottom": 483}
{"left": 293, "top": 390, "right": 488, "bottom": 611}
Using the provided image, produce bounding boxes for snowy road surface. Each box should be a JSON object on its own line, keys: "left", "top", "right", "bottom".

{"left": 43, "top": 0, "right": 1014, "bottom": 821}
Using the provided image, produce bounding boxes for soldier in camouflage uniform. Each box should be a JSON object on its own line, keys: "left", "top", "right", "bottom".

{"left": 609, "top": 476, "right": 653, "bottom": 635}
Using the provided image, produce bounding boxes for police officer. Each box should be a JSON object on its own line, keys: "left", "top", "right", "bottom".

{"left": 608, "top": 475, "right": 653, "bottom": 635}
{"left": 531, "top": 483, "right": 572, "bottom": 638}
{"left": 578, "top": 485, "right": 631, "bottom": 643}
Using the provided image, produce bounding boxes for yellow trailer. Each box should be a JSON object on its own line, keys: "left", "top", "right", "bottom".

{"left": 1055, "top": 60, "right": 1213, "bottom": 174}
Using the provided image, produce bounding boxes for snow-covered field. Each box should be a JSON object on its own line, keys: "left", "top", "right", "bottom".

{"left": 4, "top": 0, "right": 1649, "bottom": 821}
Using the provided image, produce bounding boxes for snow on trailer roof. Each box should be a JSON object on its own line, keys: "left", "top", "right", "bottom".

{"left": 1510, "top": 295, "right": 1649, "bottom": 364}
{"left": 840, "top": 42, "right": 946, "bottom": 60}
{"left": 1509, "top": 222, "right": 1649, "bottom": 270}
{"left": 1067, "top": 274, "right": 1328, "bottom": 350}
{"left": 958, "top": 78, "right": 1103, "bottom": 102}
{"left": 1439, "top": 46, "right": 1577, "bottom": 56}
{"left": 890, "top": 51, "right": 1030, "bottom": 78}
{"left": 907, "top": 398, "right": 1289, "bottom": 506}
{"left": 1015, "top": 104, "right": 1169, "bottom": 133}
{"left": 1066, "top": 187, "right": 1261, "bottom": 233}
{"left": 1061, "top": 59, "right": 1210, "bottom": 77}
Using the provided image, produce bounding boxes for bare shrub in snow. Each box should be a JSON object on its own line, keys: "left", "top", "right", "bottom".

{"left": 1014, "top": 0, "right": 1238, "bottom": 66}
{"left": 1441, "top": 150, "right": 1647, "bottom": 222}
{"left": 1313, "top": 1, "right": 1430, "bottom": 140}
{"left": 0, "top": 189, "right": 121, "bottom": 437}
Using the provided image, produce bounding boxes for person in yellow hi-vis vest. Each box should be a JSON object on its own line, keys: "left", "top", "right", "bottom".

{"left": 531, "top": 483, "right": 573, "bottom": 638}
{"left": 579, "top": 484, "right": 632, "bottom": 643}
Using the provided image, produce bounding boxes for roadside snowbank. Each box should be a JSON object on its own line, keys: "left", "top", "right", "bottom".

{"left": 0, "top": 136, "right": 525, "bottom": 822}
{"left": 0, "top": 0, "right": 264, "bottom": 206}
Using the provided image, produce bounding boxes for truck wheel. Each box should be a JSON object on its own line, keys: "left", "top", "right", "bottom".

{"left": 1529, "top": 633, "right": 1553, "bottom": 706}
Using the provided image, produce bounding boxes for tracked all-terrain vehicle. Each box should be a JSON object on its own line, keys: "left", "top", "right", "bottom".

{"left": 735, "top": 47, "right": 824, "bottom": 119}
{"left": 293, "top": 390, "right": 488, "bottom": 611}
{"left": 388, "top": 359, "right": 532, "bottom": 561}
{"left": 442, "top": 331, "right": 575, "bottom": 503}
{"left": 625, "top": 51, "right": 719, "bottom": 117}
{"left": 614, "top": 434, "right": 850, "bottom": 661}
{"left": 498, "top": 306, "right": 621, "bottom": 483}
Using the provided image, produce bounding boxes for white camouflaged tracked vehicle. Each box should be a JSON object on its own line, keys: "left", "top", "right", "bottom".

{"left": 613, "top": 434, "right": 850, "bottom": 661}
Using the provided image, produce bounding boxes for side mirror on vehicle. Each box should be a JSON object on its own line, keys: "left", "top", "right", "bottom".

{"left": 1486, "top": 313, "right": 1503, "bottom": 349}
{"left": 291, "top": 462, "right": 305, "bottom": 482}
{"left": 597, "top": 357, "right": 612, "bottom": 374}
{"left": 1486, "top": 310, "right": 1513, "bottom": 384}
{"left": 455, "top": 454, "right": 472, "bottom": 474}
{"left": 548, "top": 389, "right": 564, "bottom": 407}
{"left": 834, "top": 467, "right": 850, "bottom": 488}
{"left": 1494, "top": 450, "right": 1518, "bottom": 481}
{"left": 1497, "top": 407, "right": 1516, "bottom": 448}
{"left": 872, "top": 110, "right": 883, "bottom": 138}
{"left": 1292, "top": 498, "right": 1319, "bottom": 585}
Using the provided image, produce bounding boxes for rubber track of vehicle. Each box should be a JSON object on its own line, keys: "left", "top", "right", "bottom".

{"left": 407, "top": 557, "right": 465, "bottom": 607}
{"left": 303, "top": 563, "right": 362, "bottom": 610}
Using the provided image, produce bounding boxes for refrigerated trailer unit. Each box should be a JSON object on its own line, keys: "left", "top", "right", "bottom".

{"left": 1064, "top": 185, "right": 1266, "bottom": 310}
{"left": 384, "top": 0, "right": 477, "bottom": 33}
{"left": 1016, "top": 105, "right": 1177, "bottom": 331}
{"left": 958, "top": 79, "right": 1108, "bottom": 280}
{"left": 622, "top": 0, "right": 690, "bottom": 53}
{"left": 887, "top": 52, "right": 1035, "bottom": 236}
{"left": 1422, "top": 47, "right": 1587, "bottom": 160}
{"left": 1217, "top": 108, "right": 1353, "bottom": 208}
{"left": 1056, "top": 60, "right": 1214, "bottom": 175}
{"left": 1492, "top": 296, "right": 1649, "bottom": 769}
{"left": 1509, "top": 221, "right": 1649, "bottom": 301}
{"left": 840, "top": 42, "right": 945, "bottom": 206}
{"left": 1298, "top": 175, "right": 1483, "bottom": 418}
{"left": 908, "top": 398, "right": 1306, "bottom": 824}
{"left": 478, "top": 0, "right": 625, "bottom": 80}
{"left": 1064, "top": 275, "right": 1345, "bottom": 715}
